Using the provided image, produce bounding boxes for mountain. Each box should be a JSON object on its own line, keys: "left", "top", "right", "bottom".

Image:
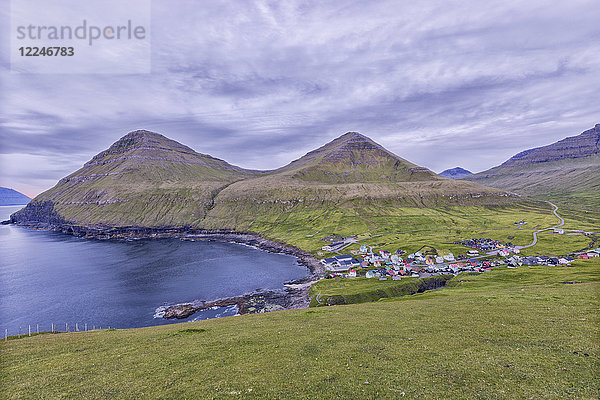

{"left": 11, "top": 130, "right": 518, "bottom": 232}
{"left": 439, "top": 167, "right": 473, "bottom": 179}
{"left": 11, "top": 130, "right": 259, "bottom": 227}
{"left": 465, "top": 124, "right": 600, "bottom": 210}
{"left": 199, "top": 132, "right": 517, "bottom": 229}
{"left": 272, "top": 132, "right": 438, "bottom": 183}
{"left": 0, "top": 187, "right": 31, "bottom": 206}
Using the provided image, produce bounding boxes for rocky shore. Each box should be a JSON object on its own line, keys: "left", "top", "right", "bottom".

{"left": 6, "top": 220, "right": 324, "bottom": 318}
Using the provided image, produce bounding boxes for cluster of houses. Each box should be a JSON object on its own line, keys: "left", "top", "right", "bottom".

{"left": 454, "top": 238, "right": 514, "bottom": 252}
{"left": 318, "top": 238, "right": 600, "bottom": 280}
{"left": 577, "top": 249, "right": 600, "bottom": 259}
{"left": 320, "top": 244, "right": 492, "bottom": 279}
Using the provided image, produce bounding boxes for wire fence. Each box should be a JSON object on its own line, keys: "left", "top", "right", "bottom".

{"left": 4, "top": 322, "right": 112, "bottom": 341}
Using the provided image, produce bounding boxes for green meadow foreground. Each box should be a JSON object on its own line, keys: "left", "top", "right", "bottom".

{"left": 2, "top": 259, "right": 598, "bottom": 399}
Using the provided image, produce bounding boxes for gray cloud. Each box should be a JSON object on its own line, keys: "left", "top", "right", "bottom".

{"left": 1, "top": 0, "right": 599, "bottom": 196}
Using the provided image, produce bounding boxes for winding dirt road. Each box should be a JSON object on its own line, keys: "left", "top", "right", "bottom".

{"left": 518, "top": 201, "right": 564, "bottom": 249}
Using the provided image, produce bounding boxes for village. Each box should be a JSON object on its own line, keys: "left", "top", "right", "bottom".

{"left": 318, "top": 234, "right": 600, "bottom": 280}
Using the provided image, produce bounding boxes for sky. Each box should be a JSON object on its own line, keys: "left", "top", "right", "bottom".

{"left": 1, "top": 0, "right": 599, "bottom": 198}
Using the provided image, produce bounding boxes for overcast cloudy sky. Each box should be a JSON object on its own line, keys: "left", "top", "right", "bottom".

{"left": 1, "top": 0, "right": 599, "bottom": 197}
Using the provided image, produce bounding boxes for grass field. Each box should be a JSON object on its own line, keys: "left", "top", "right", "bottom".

{"left": 2, "top": 259, "right": 598, "bottom": 399}
{"left": 238, "top": 203, "right": 599, "bottom": 259}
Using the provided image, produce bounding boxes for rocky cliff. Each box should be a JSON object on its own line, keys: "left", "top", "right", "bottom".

{"left": 465, "top": 124, "right": 600, "bottom": 210}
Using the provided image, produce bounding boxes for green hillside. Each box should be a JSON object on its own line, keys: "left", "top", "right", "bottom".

{"left": 11, "top": 130, "right": 519, "bottom": 231}
{"left": 2, "top": 258, "right": 598, "bottom": 399}
{"left": 273, "top": 131, "right": 438, "bottom": 183}
{"left": 10, "top": 130, "right": 260, "bottom": 227}
{"left": 466, "top": 125, "right": 600, "bottom": 212}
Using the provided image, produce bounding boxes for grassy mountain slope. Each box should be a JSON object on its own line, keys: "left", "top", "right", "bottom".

{"left": 203, "top": 133, "right": 518, "bottom": 230}
{"left": 11, "top": 130, "right": 519, "bottom": 231}
{"left": 273, "top": 131, "right": 438, "bottom": 183}
{"left": 11, "top": 130, "right": 259, "bottom": 227}
{"left": 466, "top": 124, "right": 600, "bottom": 211}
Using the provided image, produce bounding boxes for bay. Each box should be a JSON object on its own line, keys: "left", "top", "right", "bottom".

{"left": 0, "top": 206, "right": 309, "bottom": 335}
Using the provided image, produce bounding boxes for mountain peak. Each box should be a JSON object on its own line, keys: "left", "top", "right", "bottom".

{"left": 274, "top": 131, "right": 437, "bottom": 183}
{"left": 338, "top": 131, "right": 370, "bottom": 140}
{"left": 439, "top": 167, "right": 473, "bottom": 179}
{"left": 121, "top": 129, "right": 164, "bottom": 140}
{"left": 0, "top": 187, "right": 31, "bottom": 206}
{"left": 501, "top": 124, "right": 599, "bottom": 167}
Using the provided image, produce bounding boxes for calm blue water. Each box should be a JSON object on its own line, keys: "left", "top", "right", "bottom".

{"left": 0, "top": 206, "right": 309, "bottom": 335}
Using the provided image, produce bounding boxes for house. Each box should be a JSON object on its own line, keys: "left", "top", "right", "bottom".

{"left": 322, "top": 241, "right": 344, "bottom": 251}
{"left": 553, "top": 228, "right": 564, "bottom": 234}
{"left": 435, "top": 256, "right": 444, "bottom": 264}
{"left": 578, "top": 254, "right": 590, "bottom": 259}
{"left": 366, "top": 270, "right": 379, "bottom": 279}
{"left": 321, "top": 257, "right": 338, "bottom": 267}
{"left": 359, "top": 244, "right": 368, "bottom": 253}
{"left": 587, "top": 252, "right": 599, "bottom": 258}
{"left": 522, "top": 257, "right": 537, "bottom": 266}
{"left": 348, "top": 270, "right": 357, "bottom": 278}
{"left": 443, "top": 253, "right": 455, "bottom": 261}
{"left": 380, "top": 250, "right": 391, "bottom": 259}
{"left": 467, "top": 250, "right": 479, "bottom": 256}
{"left": 511, "top": 248, "right": 520, "bottom": 254}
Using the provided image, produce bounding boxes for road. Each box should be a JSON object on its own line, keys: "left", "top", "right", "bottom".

{"left": 518, "top": 201, "right": 564, "bottom": 249}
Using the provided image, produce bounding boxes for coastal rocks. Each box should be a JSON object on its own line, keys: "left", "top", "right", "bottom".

{"left": 160, "top": 290, "right": 292, "bottom": 320}
{"left": 162, "top": 303, "right": 201, "bottom": 319}
{"left": 10, "top": 200, "right": 68, "bottom": 226}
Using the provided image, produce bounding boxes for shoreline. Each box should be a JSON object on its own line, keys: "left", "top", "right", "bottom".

{"left": 6, "top": 221, "right": 325, "bottom": 318}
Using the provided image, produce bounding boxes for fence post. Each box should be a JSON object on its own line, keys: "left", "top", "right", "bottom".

{"left": 28, "top": 325, "right": 31, "bottom": 337}
{"left": 76, "top": 323, "right": 79, "bottom": 332}
{"left": 85, "top": 323, "right": 87, "bottom": 331}
{"left": 66, "top": 323, "right": 68, "bottom": 333}
{"left": 18, "top": 327, "right": 21, "bottom": 338}
{"left": 4, "top": 328, "right": 7, "bottom": 342}
{"left": 37, "top": 324, "right": 39, "bottom": 334}
{"left": 51, "top": 322, "right": 54, "bottom": 333}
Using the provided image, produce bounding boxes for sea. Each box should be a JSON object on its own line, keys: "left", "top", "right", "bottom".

{"left": 0, "top": 205, "right": 309, "bottom": 336}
